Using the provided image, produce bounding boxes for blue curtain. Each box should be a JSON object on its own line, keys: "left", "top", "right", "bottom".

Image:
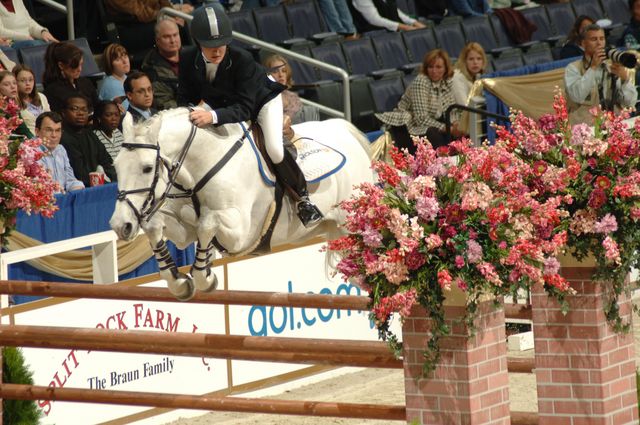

{"left": 10, "top": 183, "right": 194, "bottom": 304}
{"left": 483, "top": 57, "right": 580, "bottom": 142}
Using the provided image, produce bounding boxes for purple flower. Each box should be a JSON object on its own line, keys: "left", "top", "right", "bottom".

{"left": 416, "top": 196, "right": 439, "bottom": 221}
{"left": 362, "top": 227, "right": 383, "bottom": 247}
{"left": 594, "top": 213, "right": 618, "bottom": 234}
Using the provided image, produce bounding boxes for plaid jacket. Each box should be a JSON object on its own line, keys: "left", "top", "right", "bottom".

{"left": 376, "top": 73, "right": 455, "bottom": 135}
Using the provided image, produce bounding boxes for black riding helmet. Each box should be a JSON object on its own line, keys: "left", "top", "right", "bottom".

{"left": 190, "top": 3, "right": 233, "bottom": 48}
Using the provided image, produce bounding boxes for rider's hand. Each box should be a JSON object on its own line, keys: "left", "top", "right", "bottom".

{"left": 190, "top": 110, "right": 214, "bottom": 127}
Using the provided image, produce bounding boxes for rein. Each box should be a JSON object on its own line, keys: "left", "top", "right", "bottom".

{"left": 117, "top": 121, "right": 250, "bottom": 225}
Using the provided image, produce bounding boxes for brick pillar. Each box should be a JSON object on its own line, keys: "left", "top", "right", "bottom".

{"left": 532, "top": 256, "right": 639, "bottom": 425}
{"left": 402, "top": 289, "right": 510, "bottom": 425}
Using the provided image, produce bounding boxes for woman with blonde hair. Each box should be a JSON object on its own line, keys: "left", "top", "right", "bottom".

{"left": 13, "top": 64, "right": 50, "bottom": 134}
{"left": 263, "top": 54, "right": 303, "bottom": 124}
{"left": 376, "top": 48, "right": 461, "bottom": 152}
{"left": 452, "top": 42, "right": 487, "bottom": 106}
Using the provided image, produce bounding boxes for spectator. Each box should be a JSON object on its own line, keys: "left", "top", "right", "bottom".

{"left": 348, "top": 0, "right": 426, "bottom": 32}
{"left": 560, "top": 15, "right": 595, "bottom": 59}
{"left": 105, "top": 0, "right": 193, "bottom": 23}
{"left": 93, "top": 100, "right": 124, "bottom": 162}
{"left": 60, "top": 94, "right": 117, "bottom": 187}
{"left": 564, "top": 24, "right": 637, "bottom": 125}
{"left": 123, "top": 71, "right": 157, "bottom": 125}
{"left": 98, "top": 43, "right": 131, "bottom": 111}
{"left": 35, "top": 111, "right": 84, "bottom": 193}
{"left": 376, "top": 49, "right": 462, "bottom": 153}
{"left": 141, "top": 19, "right": 181, "bottom": 110}
{"left": 452, "top": 42, "right": 487, "bottom": 107}
{"left": 42, "top": 42, "right": 100, "bottom": 113}
{"left": 0, "top": 0, "right": 58, "bottom": 49}
{"left": 14, "top": 64, "right": 50, "bottom": 135}
{"left": 450, "top": 0, "right": 492, "bottom": 17}
{"left": 317, "top": 0, "right": 358, "bottom": 37}
{"left": 0, "top": 70, "right": 33, "bottom": 138}
{"left": 414, "top": 0, "right": 448, "bottom": 22}
{"left": 620, "top": 0, "right": 640, "bottom": 49}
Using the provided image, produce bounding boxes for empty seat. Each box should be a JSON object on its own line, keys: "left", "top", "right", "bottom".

{"left": 492, "top": 48, "right": 525, "bottom": 71}
{"left": 572, "top": 0, "right": 605, "bottom": 20}
{"left": 545, "top": 3, "right": 576, "bottom": 38}
{"left": 228, "top": 10, "right": 260, "bottom": 50}
{"left": 602, "top": 0, "right": 630, "bottom": 25}
{"left": 523, "top": 42, "right": 554, "bottom": 66}
{"left": 403, "top": 72, "right": 416, "bottom": 89}
{"left": 433, "top": 17, "right": 467, "bottom": 58}
{"left": 1, "top": 47, "right": 18, "bottom": 65}
{"left": 463, "top": 15, "right": 503, "bottom": 52}
{"left": 284, "top": 0, "right": 327, "bottom": 37}
{"left": 489, "top": 13, "right": 515, "bottom": 47}
{"left": 18, "top": 44, "right": 48, "bottom": 85}
{"left": 402, "top": 27, "right": 438, "bottom": 62}
{"left": 371, "top": 32, "right": 416, "bottom": 71}
{"left": 395, "top": 0, "right": 416, "bottom": 16}
{"left": 341, "top": 38, "right": 381, "bottom": 75}
{"left": 288, "top": 45, "right": 320, "bottom": 85}
{"left": 520, "top": 7, "right": 558, "bottom": 42}
{"left": 69, "top": 38, "right": 102, "bottom": 77}
{"left": 310, "top": 42, "right": 350, "bottom": 80}
{"left": 369, "top": 76, "right": 404, "bottom": 113}
{"left": 253, "top": 5, "right": 295, "bottom": 44}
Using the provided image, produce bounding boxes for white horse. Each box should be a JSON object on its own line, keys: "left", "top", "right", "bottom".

{"left": 110, "top": 108, "right": 373, "bottom": 300}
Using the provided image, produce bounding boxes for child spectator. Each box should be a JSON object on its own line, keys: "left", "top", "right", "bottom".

{"left": 0, "top": 70, "right": 33, "bottom": 138}
{"left": 13, "top": 64, "right": 50, "bottom": 135}
{"left": 60, "top": 94, "right": 117, "bottom": 187}
{"left": 98, "top": 43, "right": 131, "bottom": 111}
{"left": 452, "top": 42, "right": 487, "bottom": 107}
{"left": 93, "top": 100, "right": 124, "bottom": 162}
{"left": 35, "top": 111, "right": 84, "bottom": 193}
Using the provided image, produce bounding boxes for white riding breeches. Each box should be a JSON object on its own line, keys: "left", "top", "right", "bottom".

{"left": 257, "top": 93, "right": 284, "bottom": 164}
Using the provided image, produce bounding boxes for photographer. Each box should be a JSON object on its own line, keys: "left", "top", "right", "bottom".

{"left": 564, "top": 24, "right": 637, "bottom": 125}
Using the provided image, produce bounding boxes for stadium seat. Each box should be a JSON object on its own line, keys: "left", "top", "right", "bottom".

{"left": 403, "top": 72, "right": 416, "bottom": 88}
{"left": 520, "top": 7, "right": 562, "bottom": 43}
{"left": 341, "top": 38, "right": 382, "bottom": 75}
{"left": 602, "top": 0, "right": 630, "bottom": 25}
{"left": 0, "top": 47, "right": 18, "bottom": 65}
{"left": 253, "top": 5, "right": 306, "bottom": 46}
{"left": 522, "top": 42, "right": 554, "bottom": 66}
{"left": 310, "top": 42, "right": 350, "bottom": 80}
{"left": 571, "top": 0, "right": 605, "bottom": 20}
{"left": 433, "top": 17, "right": 467, "bottom": 58}
{"left": 284, "top": 0, "right": 326, "bottom": 37}
{"left": 402, "top": 27, "right": 438, "bottom": 62}
{"left": 462, "top": 15, "right": 505, "bottom": 54}
{"left": 395, "top": 0, "right": 416, "bottom": 17}
{"left": 370, "top": 32, "right": 418, "bottom": 72}
{"left": 18, "top": 44, "right": 48, "bottom": 85}
{"left": 369, "top": 76, "right": 404, "bottom": 113}
{"left": 489, "top": 13, "right": 516, "bottom": 48}
{"left": 288, "top": 45, "right": 320, "bottom": 85}
{"left": 69, "top": 38, "right": 103, "bottom": 78}
{"left": 228, "top": 10, "right": 262, "bottom": 57}
{"left": 545, "top": 3, "right": 577, "bottom": 38}
{"left": 492, "top": 48, "right": 525, "bottom": 71}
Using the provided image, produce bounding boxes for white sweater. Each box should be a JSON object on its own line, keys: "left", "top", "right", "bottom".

{"left": 0, "top": 0, "right": 47, "bottom": 41}
{"left": 451, "top": 69, "right": 473, "bottom": 107}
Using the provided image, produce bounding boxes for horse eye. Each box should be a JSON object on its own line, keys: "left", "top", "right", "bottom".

{"left": 142, "top": 166, "right": 153, "bottom": 174}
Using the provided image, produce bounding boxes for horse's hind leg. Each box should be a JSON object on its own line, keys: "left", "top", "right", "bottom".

{"left": 191, "top": 214, "right": 219, "bottom": 292}
{"left": 151, "top": 238, "right": 195, "bottom": 301}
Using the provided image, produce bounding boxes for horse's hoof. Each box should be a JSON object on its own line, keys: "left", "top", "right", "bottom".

{"left": 169, "top": 272, "right": 195, "bottom": 301}
{"left": 199, "top": 272, "right": 218, "bottom": 293}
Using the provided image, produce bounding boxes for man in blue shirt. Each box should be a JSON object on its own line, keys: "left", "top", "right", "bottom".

{"left": 35, "top": 111, "right": 84, "bottom": 193}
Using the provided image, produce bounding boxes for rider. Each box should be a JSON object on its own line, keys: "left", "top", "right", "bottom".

{"left": 178, "top": 3, "right": 323, "bottom": 228}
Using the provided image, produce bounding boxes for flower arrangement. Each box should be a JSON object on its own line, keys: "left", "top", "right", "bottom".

{"left": 498, "top": 92, "right": 640, "bottom": 331}
{"left": 0, "top": 97, "right": 57, "bottom": 241}
{"left": 327, "top": 138, "right": 572, "bottom": 374}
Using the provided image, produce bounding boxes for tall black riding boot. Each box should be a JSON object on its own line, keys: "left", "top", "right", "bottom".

{"left": 273, "top": 150, "right": 324, "bottom": 228}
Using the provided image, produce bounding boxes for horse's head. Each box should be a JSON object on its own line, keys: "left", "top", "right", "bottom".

{"left": 110, "top": 114, "right": 170, "bottom": 240}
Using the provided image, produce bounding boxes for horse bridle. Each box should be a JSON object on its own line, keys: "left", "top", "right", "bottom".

{"left": 117, "top": 122, "right": 250, "bottom": 224}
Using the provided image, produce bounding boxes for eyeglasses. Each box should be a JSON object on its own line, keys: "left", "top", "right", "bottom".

{"left": 67, "top": 106, "right": 90, "bottom": 113}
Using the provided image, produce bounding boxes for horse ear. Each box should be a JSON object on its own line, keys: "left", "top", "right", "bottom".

{"left": 122, "top": 112, "right": 135, "bottom": 142}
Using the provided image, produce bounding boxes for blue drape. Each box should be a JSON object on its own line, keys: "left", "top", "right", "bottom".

{"left": 10, "top": 183, "right": 194, "bottom": 304}
{"left": 483, "top": 57, "right": 580, "bottom": 142}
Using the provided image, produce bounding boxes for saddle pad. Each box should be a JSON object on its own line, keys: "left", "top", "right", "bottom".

{"left": 248, "top": 133, "right": 346, "bottom": 186}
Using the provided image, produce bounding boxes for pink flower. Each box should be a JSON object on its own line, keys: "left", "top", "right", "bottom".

{"left": 416, "top": 196, "right": 439, "bottom": 221}
{"left": 602, "top": 236, "right": 621, "bottom": 264}
{"left": 437, "top": 269, "right": 453, "bottom": 290}
{"left": 466, "top": 239, "right": 483, "bottom": 264}
{"left": 425, "top": 234, "right": 443, "bottom": 250}
{"left": 543, "top": 257, "right": 560, "bottom": 275}
{"left": 594, "top": 213, "right": 618, "bottom": 234}
{"left": 455, "top": 255, "right": 465, "bottom": 268}
{"left": 588, "top": 188, "right": 607, "bottom": 209}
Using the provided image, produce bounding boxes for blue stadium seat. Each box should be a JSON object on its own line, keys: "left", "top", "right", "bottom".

{"left": 520, "top": 7, "right": 560, "bottom": 42}
{"left": 572, "top": 0, "right": 605, "bottom": 21}
{"left": 228, "top": 10, "right": 260, "bottom": 51}
{"left": 492, "top": 48, "right": 525, "bottom": 71}
{"left": 18, "top": 44, "right": 48, "bottom": 85}
{"left": 370, "top": 32, "right": 418, "bottom": 72}
{"left": 463, "top": 15, "right": 505, "bottom": 53}
{"left": 395, "top": 0, "right": 416, "bottom": 17}
{"left": 489, "top": 14, "right": 515, "bottom": 48}
{"left": 523, "top": 42, "right": 554, "bottom": 66}
{"left": 69, "top": 38, "right": 102, "bottom": 78}
{"left": 310, "top": 42, "right": 350, "bottom": 80}
{"left": 253, "top": 5, "right": 306, "bottom": 45}
{"left": 288, "top": 45, "right": 320, "bottom": 85}
{"left": 402, "top": 27, "right": 438, "bottom": 62}
{"left": 369, "top": 76, "right": 404, "bottom": 113}
{"left": 602, "top": 0, "right": 630, "bottom": 25}
{"left": 545, "top": 3, "right": 577, "bottom": 38}
{"left": 341, "top": 38, "right": 381, "bottom": 75}
{"left": 284, "top": 0, "right": 327, "bottom": 37}
{"left": 0, "top": 47, "right": 18, "bottom": 66}
{"left": 403, "top": 72, "right": 416, "bottom": 89}
{"left": 433, "top": 17, "right": 467, "bottom": 58}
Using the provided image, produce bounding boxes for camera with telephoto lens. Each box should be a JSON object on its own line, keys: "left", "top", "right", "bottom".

{"left": 605, "top": 46, "right": 637, "bottom": 68}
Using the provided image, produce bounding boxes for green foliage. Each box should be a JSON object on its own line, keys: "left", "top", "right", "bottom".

{"left": 3, "top": 347, "right": 40, "bottom": 425}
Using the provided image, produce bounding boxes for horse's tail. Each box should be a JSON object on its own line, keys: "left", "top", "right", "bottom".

{"left": 342, "top": 120, "right": 373, "bottom": 160}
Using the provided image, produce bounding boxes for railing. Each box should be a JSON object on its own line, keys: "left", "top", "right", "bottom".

{"left": 159, "top": 7, "right": 351, "bottom": 121}
{"left": 34, "top": 0, "right": 74, "bottom": 40}
{"left": 444, "top": 100, "right": 509, "bottom": 146}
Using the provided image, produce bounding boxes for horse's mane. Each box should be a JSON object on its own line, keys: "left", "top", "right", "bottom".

{"left": 132, "top": 107, "right": 242, "bottom": 141}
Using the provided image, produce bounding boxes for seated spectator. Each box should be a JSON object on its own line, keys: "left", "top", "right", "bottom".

{"left": 0, "top": 0, "right": 58, "bottom": 49}
{"left": 621, "top": 0, "right": 640, "bottom": 48}
{"left": 141, "top": 19, "right": 181, "bottom": 110}
{"left": 60, "top": 94, "right": 117, "bottom": 187}
{"left": 450, "top": 0, "right": 492, "bottom": 17}
{"left": 452, "top": 42, "right": 487, "bottom": 107}
{"left": 14, "top": 64, "right": 50, "bottom": 135}
{"left": 0, "top": 70, "right": 33, "bottom": 138}
{"left": 42, "top": 42, "right": 100, "bottom": 113}
{"left": 560, "top": 15, "right": 595, "bottom": 59}
{"left": 376, "top": 49, "right": 462, "bottom": 153}
{"left": 35, "top": 111, "right": 84, "bottom": 193}
{"left": 317, "top": 0, "right": 358, "bottom": 37}
{"left": 93, "top": 100, "right": 124, "bottom": 162}
{"left": 123, "top": 71, "right": 157, "bottom": 126}
{"left": 98, "top": 43, "right": 131, "bottom": 111}
{"left": 348, "top": 0, "right": 426, "bottom": 32}
{"left": 414, "top": 0, "right": 448, "bottom": 22}
{"left": 105, "top": 0, "right": 193, "bottom": 24}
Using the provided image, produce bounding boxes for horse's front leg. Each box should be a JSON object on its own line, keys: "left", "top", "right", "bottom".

{"left": 191, "top": 211, "right": 219, "bottom": 292}
{"left": 145, "top": 225, "right": 195, "bottom": 301}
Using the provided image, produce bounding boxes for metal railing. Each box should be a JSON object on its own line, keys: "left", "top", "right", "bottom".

{"left": 445, "top": 100, "right": 509, "bottom": 146}
{"left": 159, "top": 7, "right": 350, "bottom": 120}
{"left": 34, "top": 0, "right": 74, "bottom": 40}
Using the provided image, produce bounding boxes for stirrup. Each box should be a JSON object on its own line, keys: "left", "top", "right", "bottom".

{"left": 297, "top": 198, "right": 323, "bottom": 228}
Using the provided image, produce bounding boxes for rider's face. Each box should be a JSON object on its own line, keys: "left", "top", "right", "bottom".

{"left": 201, "top": 45, "right": 227, "bottom": 65}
